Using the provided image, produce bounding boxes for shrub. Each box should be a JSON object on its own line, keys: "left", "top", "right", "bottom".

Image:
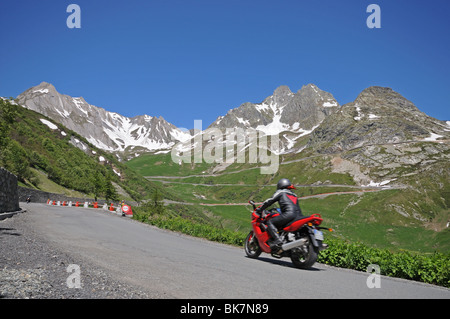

{"left": 318, "top": 237, "right": 450, "bottom": 288}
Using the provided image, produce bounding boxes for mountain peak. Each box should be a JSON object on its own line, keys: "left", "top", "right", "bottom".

{"left": 355, "top": 86, "right": 419, "bottom": 112}
{"left": 26, "top": 81, "right": 57, "bottom": 95}
{"left": 273, "top": 85, "right": 293, "bottom": 97}
{"left": 359, "top": 86, "right": 395, "bottom": 97}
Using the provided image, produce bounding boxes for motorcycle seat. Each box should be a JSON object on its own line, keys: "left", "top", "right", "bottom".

{"left": 282, "top": 214, "right": 309, "bottom": 229}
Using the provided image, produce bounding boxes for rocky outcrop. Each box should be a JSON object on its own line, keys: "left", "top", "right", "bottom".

{"left": 307, "top": 86, "right": 449, "bottom": 154}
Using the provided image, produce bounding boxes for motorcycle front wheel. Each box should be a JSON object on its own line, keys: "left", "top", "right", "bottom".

{"left": 244, "top": 231, "right": 262, "bottom": 259}
{"left": 290, "top": 237, "right": 319, "bottom": 269}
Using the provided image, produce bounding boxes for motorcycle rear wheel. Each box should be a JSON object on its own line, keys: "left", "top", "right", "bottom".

{"left": 244, "top": 231, "right": 262, "bottom": 258}
{"left": 290, "top": 237, "right": 318, "bottom": 269}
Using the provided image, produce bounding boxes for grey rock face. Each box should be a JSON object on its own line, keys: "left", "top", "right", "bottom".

{"left": 307, "top": 86, "right": 449, "bottom": 154}
{"left": 209, "top": 83, "right": 340, "bottom": 134}
{"left": 17, "top": 82, "right": 190, "bottom": 153}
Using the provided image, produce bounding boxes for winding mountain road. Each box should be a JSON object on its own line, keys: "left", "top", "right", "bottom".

{"left": 21, "top": 203, "right": 449, "bottom": 299}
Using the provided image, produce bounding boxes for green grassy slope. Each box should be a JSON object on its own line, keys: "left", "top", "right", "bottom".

{"left": 126, "top": 143, "right": 449, "bottom": 254}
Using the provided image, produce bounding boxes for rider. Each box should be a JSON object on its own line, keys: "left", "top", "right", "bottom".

{"left": 256, "top": 178, "right": 302, "bottom": 251}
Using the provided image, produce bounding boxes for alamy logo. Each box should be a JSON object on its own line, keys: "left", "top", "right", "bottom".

{"left": 366, "top": 4, "right": 381, "bottom": 29}
{"left": 171, "top": 120, "right": 280, "bottom": 174}
{"left": 66, "top": 264, "right": 82, "bottom": 288}
{"left": 366, "top": 264, "right": 381, "bottom": 288}
{"left": 66, "top": 4, "right": 81, "bottom": 29}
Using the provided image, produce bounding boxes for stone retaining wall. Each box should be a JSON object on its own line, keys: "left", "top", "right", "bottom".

{"left": 0, "top": 167, "right": 20, "bottom": 213}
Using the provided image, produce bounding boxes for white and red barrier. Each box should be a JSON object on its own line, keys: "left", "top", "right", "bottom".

{"left": 47, "top": 199, "right": 132, "bottom": 217}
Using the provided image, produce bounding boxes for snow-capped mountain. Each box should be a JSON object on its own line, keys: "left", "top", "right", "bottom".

{"left": 17, "top": 81, "right": 447, "bottom": 164}
{"left": 208, "top": 84, "right": 340, "bottom": 153}
{"left": 17, "top": 82, "right": 191, "bottom": 154}
{"left": 210, "top": 84, "right": 339, "bottom": 134}
{"left": 15, "top": 82, "right": 341, "bottom": 157}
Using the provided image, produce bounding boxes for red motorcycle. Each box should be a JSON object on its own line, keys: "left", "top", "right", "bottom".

{"left": 245, "top": 200, "right": 332, "bottom": 269}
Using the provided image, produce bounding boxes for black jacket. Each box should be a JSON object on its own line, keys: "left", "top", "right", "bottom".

{"left": 260, "top": 189, "right": 302, "bottom": 216}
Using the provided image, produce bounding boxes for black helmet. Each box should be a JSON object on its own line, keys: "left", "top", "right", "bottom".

{"left": 277, "top": 178, "right": 295, "bottom": 189}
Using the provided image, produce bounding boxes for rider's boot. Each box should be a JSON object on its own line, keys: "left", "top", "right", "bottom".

{"left": 266, "top": 223, "right": 283, "bottom": 252}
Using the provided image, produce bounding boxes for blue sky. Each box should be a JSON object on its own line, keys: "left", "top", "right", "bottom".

{"left": 1, "top": 0, "right": 449, "bottom": 129}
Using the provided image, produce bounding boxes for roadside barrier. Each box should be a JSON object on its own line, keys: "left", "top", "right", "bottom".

{"left": 46, "top": 198, "right": 132, "bottom": 217}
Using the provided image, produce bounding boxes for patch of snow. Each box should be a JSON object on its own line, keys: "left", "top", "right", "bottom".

{"left": 87, "top": 136, "right": 116, "bottom": 151}
{"left": 368, "top": 114, "right": 379, "bottom": 119}
{"left": 100, "top": 116, "right": 176, "bottom": 151}
{"left": 354, "top": 104, "right": 363, "bottom": 121}
{"left": 424, "top": 133, "right": 443, "bottom": 141}
{"left": 323, "top": 101, "right": 337, "bottom": 107}
{"left": 61, "top": 131, "right": 67, "bottom": 136}
{"left": 99, "top": 156, "right": 105, "bottom": 162}
{"left": 40, "top": 119, "right": 58, "bottom": 130}
{"left": 73, "top": 98, "right": 88, "bottom": 115}
{"left": 113, "top": 168, "right": 121, "bottom": 177}
{"left": 255, "top": 103, "right": 269, "bottom": 112}
{"left": 363, "top": 179, "right": 395, "bottom": 188}
{"left": 295, "top": 145, "right": 307, "bottom": 154}
{"left": 33, "top": 89, "right": 49, "bottom": 94}
{"left": 55, "top": 108, "right": 70, "bottom": 118}
{"left": 235, "top": 116, "right": 250, "bottom": 126}
{"left": 215, "top": 116, "right": 224, "bottom": 125}
{"left": 154, "top": 150, "right": 171, "bottom": 154}
{"left": 170, "top": 128, "right": 191, "bottom": 143}
{"left": 295, "top": 124, "right": 320, "bottom": 137}
{"left": 283, "top": 134, "right": 296, "bottom": 150}
{"left": 255, "top": 102, "right": 290, "bottom": 135}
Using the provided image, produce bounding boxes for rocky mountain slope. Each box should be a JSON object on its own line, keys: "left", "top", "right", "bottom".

{"left": 209, "top": 84, "right": 339, "bottom": 135}
{"left": 301, "top": 86, "right": 450, "bottom": 187}
{"left": 207, "top": 84, "right": 340, "bottom": 154}
{"left": 17, "top": 82, "right": 191, "bottom": 154}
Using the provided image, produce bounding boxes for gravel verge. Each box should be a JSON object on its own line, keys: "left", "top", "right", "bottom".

{"left": 0, "top": 210, "right": 154, "bottom": 299}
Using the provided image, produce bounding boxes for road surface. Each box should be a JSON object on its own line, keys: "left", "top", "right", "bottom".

{"left": 22, "top": 203, "right": 450, "bottom": 299}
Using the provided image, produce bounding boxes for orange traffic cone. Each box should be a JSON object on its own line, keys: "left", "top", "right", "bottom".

{"left": 109, "top": 203, "right": 114, "bottom": 211}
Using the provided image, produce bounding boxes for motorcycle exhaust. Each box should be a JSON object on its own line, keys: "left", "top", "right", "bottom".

{"left": 281, "top": 238, "right": 307, "bottom": 251}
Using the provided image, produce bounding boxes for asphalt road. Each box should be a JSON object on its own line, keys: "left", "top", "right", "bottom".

{"left": 24, "top": 203, "right": 449, "bottom": 299}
